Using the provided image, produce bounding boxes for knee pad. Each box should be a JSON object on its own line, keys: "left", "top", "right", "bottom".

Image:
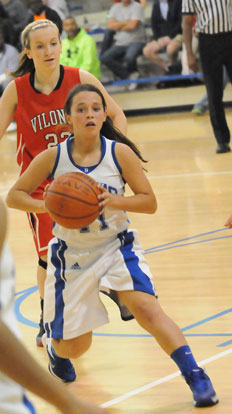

{"left": 38, "top": 257, "right": 47, "bottom": 270}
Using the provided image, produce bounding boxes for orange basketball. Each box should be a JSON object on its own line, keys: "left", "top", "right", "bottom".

{"left": 45, "top": 172, "right": 101, "bottom": 229}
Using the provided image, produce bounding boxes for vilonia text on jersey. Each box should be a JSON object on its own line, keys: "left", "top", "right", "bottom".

{"left": 31, "top": 109, "right": 66, "bottom": 133}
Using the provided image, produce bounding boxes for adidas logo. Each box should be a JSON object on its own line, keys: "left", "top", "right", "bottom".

{"left": 71, "top": 262, "right": 81, "bottom": 270}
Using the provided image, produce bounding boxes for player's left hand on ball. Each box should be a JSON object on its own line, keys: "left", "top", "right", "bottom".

{"left": 97, "top": 185, "right": 114, "bottom": 210}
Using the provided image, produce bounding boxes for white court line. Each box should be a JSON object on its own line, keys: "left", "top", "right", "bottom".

{"left": 148, "top": 170, "right": 232, "bottom": 180}
{"left": 101, "top": 347, "right": 232, "bottom": 408}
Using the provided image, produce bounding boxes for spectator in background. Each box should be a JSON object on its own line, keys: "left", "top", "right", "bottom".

{"left": 100, "top": 0, "right": 147, "bottom": 57}
{"left": 60, "top": 16, "right": 101, "bottom": 79}
{"left": 0, "top": 23, "right": 19, "bottom": 97}
{"left": 45, "top": 0, "right": 69, "bottom": 20}
{"left": 0, "top": 0, "right": 31, "bottom": 49}
{"left": 100, "top": 0, "right": 146, "bottom": 90}
{"left": 143, "top": 0, "right": 182, "bottom": 74}
{"left": 114, "top": 0, "right": 147, "bottom": 5}
{"left": 26, "top": 0, "right": 63, "bottom": 34}
{"left": 0, "top": 21, "right": 19, "bottom": 131}
{"left": 0, "top": 2, "right": 16, "bottom": 45}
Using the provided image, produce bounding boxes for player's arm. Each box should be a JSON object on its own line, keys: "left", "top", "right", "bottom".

{"left": 107, "top": 17, "right": 125, "bottom": 31}
{"left": 120, "top": 18, "right": 141, "bottom": 31}
{"left": 6, "top": 147, "right": 57, "bottom": 213}
{"left": 0, "top": 81, "right": 17, "bottom": 140}
{"left": 0, "top": 199, "right": 7, "bottom": 254}
{"left": 79, "top": 69, "right": 127, "bottom": 134}
{"left": 98, "top": 143, "right": 157, "bottom": 214}
{"left": 0, "top": 321, "right": 110, "bottom": 414}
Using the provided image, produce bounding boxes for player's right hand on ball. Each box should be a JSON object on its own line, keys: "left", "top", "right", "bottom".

{"left": 43, "top": 183, "right": 50, "bottom": 200}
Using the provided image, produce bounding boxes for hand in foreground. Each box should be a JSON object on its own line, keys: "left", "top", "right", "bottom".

{"left": 63, "top": 397, "right": 117, "bottom": 414}
{"left": 225, "top": 215, "right": 232, "bottom": 229}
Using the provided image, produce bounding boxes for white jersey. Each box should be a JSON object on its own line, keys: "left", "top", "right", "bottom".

{"left": 0, "top": 243, "right": 35, "bottom": 414}
{"left": 51, "top": 135, "right": 129, "bottom": 248}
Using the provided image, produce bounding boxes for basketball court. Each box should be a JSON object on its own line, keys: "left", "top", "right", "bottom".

{"left": 0, "top": 83, "right": 232, "bottom": 413}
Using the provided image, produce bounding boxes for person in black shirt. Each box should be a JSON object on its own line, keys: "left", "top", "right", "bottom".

{"left": 183, "top": 0, "right": 232, "bottom": 154}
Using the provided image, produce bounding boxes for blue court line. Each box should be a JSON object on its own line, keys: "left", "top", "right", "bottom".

{"left": 218, "top": 340, "right": 232, "bottom": 347}
{"left": 93, "top": 333, "right": 232, "bottom": 338}
{"left": 14, "top": 228, "right": 232, "bottom": 345}
{"left": 14, "top": 286, "right": 232, "bottom": 344}
{"left": 144, "top": 227, "right": 230, "bottom": 253}
{"left": 14, "top": 286, "right": 38, "bottom": 328}
{"left": 103, "top": 72, "right": 203, "bottom": 87}
{"left": 15, "top": 286, "right": 38, "bottom": 296}
{"left": 145, "top": 234, "right": 232, "bottom": 254}
{"left": 181, "top": 308, "right": 232, "bottom": 331}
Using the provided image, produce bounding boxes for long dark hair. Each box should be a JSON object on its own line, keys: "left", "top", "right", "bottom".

{"left": 64, "top": 83, "right": 147, "bottom": 165}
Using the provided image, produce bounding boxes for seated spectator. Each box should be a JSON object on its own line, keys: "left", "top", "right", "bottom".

{"left": 100, "top": 0, "right": 146, "bottom": 90}
{"left": 143, "top": 0, "right": 182, "bottom": 74}
{"left": 1, "top": 0, "right": 31, "bottom": 50}
{"left": 114, "top": 0, "right": 147, "bottom": 5}
{"left": 0, "top": 22, "right": 19, "bottom": 131}
{"left": 100, "top": 0, "right": 147, "bottom": 57}
{"left": 60, "top": 16, "right": 101, "bottom": 79}
{"left": 0, "top": 3, "right": 16, "bottom": 45}
{"left": 26, "top": 0, "right": 63, "bottom": 34}
{"left": 0, "top": 22, "right": 19, "bottom": 96}
{"left": 45, "top": 0, "right": 69, "bottom": 20}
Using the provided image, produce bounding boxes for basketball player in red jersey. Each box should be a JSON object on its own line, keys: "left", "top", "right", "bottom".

{"left": 0, "top": 19, "right": 127, "bottom": 347}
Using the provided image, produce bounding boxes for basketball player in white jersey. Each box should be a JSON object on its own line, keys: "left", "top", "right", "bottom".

{"left": 0, "top": 198, "right": 113, "bottom": 414}
{"left": 7, "top": 84, "right": 218, "bottom": 407}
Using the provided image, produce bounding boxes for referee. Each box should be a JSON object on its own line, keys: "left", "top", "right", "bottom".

{"left": 182, "top": 0, "right": 232, "bottom": 154}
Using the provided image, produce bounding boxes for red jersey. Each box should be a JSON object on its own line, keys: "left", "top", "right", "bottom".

{"left": 14, "top": 65, "right": 81, "bottom": 194}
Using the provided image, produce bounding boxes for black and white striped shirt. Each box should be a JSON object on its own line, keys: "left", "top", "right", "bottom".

{"left": 182, "top": 0, "right": 232, "bottom": 34}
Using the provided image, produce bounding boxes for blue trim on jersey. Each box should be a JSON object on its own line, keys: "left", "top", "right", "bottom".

{"left": 23, "top": 394, "right": 36, "bottom": 414}
{"left": 50, "top": 144, "right": 61, "bottom": 178}
{"left": 111, "top": 141, "right": 122, "bottom": 174}
{"left": 66, "top": 134, "right": 107, "bottom": 173}
{"left": 48, "top": 239, "right": 68, "bottom": 339}
{"left": 119, "top": 230, "right": 154, "bottom": 295}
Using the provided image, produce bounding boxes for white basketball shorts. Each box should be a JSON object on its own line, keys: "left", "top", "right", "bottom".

{"left": 44, "top": 229, "right": 156, "bottom": 339}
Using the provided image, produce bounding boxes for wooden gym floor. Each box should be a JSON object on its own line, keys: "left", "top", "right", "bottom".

{"left": 0, "top": 84, "right": 232, "bottom": 413}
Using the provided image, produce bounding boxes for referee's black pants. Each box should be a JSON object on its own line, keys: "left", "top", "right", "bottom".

{"left": 198, "top": 32, "right": 232, "bottom": 145}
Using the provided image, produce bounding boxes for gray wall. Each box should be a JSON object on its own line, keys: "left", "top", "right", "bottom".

{"left": 67, "top": 0, "right": 113, "bottom": 14}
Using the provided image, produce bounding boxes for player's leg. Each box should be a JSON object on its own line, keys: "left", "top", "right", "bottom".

{"left": 111, "top": 230, "right": 218, "bottom": 408}
{"left": 43, "top": 333, "right": 92, "bottom": 383}
{"left": 27, "top": 211, "right": 53, "bottom": 346}
{"left": 100, "top": 289, "right": 134, "bottom": 321}
{"left": 166, "top": 36, "right": 182, "bottom": 68}
{"left": 118, "top": 290, "right": 218, "bottom": 407}
{"left": 36, "top": 256, "right": 47, "bottom": 346}
{"left": 43, "top": 238, "right": 110, "bottom": 382}
{"left": 52, "top": 332, "right": 92, "bottom": 359}
{"left": 143, "top": 39, "right": 169, "bottom": 71}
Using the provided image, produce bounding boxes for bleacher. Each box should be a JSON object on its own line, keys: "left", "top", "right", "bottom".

{"left": 65, "top": 0, "right": 203, "bottom": 95}
{"left": 66, "top": 1, "right": 173, "bottom": 90}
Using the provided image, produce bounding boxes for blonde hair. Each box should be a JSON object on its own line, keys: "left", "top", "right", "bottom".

{"left": 12, "top": 19, "right": 60, "bottom": 78}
